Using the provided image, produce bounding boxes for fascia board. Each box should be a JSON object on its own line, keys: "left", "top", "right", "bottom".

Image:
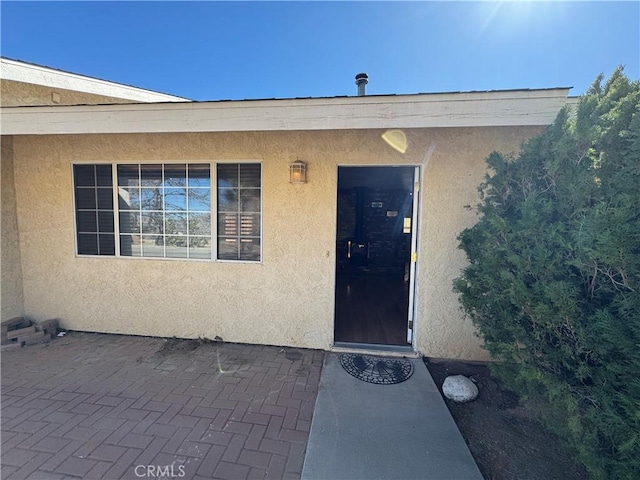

{"left": 0, "top": 89, "right": 571, "bottom": 135}
{"left": 1, "top": 58, "right": 190, "bottom": 103}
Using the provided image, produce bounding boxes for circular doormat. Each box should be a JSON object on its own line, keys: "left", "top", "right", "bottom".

{"left": 339, "top": 353, "right": 414, "bottom": 385}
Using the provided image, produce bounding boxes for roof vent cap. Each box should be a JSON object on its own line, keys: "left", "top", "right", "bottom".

{"left": 355, "top": 73, "right": 368, "bottom": 96}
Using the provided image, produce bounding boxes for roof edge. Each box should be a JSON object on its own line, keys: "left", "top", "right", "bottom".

{"left": 1, "top": 88, "right": 571, "bottom": 135}
{"left": 1, "top": 57, "right": 191, "bottom": 103}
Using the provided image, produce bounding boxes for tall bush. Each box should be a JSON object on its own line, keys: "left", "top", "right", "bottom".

{"left": 454, "top": 68, "right": 640, "bottom": 479}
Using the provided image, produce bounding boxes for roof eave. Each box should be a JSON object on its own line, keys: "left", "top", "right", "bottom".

{"left": 0, "top": 88, "right": 571, "bottom": 136}
{"left": 1, "top": 57, "right": 191, "bottom": 103}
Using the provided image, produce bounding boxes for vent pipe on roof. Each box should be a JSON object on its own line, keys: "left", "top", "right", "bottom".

{"left": 355, "top": 73, "right": 368, "bottom": 96}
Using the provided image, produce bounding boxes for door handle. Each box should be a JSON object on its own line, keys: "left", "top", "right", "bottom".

{"left": 347, "top": 240, "right": 351, "bottom": 259}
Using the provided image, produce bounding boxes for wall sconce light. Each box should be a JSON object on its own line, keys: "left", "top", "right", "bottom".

{"left": 289, "top": 160, "right": 307, "bottom": 184}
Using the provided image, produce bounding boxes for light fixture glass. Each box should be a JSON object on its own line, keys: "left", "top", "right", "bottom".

{"left": 382, "top": 129, "right": 408, "bottom": 153}
{"left": 289, "top": 160, "right": 307, "bottom": 184}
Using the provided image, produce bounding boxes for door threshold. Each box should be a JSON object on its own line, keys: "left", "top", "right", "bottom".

{"left": 333, "top": 341, "right": 415, "bottom": 355}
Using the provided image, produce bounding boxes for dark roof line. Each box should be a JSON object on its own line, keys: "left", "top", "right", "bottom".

{"left": 207, "top": 86, "right": 574, "bottom": 103}
{"left": 2, "top": 57, "right": 572, "bottom": 105}
{"left": 3, "top": 86, "right": 574, "bottom": 109}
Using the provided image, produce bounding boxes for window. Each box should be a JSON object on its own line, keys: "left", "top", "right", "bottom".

{"left": 73, "top": 162, "right": 261, "bottom": 262}
{"left": 117, "top": 164, "right": 212, "bottom": 259}
{"left": 217, "top": 163, "right": 261, "bottom": 261}
{"left": 73, "top": 165, "right": 115, "bottom": 255}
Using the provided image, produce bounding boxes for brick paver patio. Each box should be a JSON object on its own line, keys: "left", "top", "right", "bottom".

{"left": 1, "top": 332, "right": 323, "bottom": 479}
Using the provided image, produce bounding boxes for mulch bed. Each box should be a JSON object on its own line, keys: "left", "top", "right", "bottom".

{"left": 425, "top": 359, "right": 588, "bottom": 480}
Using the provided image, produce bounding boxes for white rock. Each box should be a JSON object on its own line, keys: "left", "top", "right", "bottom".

{"left": 442, "top": 375, "right": 478, "bottom": 403}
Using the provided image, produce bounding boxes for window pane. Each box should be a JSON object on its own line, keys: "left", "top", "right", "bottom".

{"left": 118, "top": 188, "right": 140, "bottom": 210}
{"left": 240, "top": 189, "right": 260, "bottom": 212}
{"left": 189, "top": 213, "right": 210, "bottom": 235}
{"left": 218, "top": 189, "right": 238, "bottom": 212}
{"left": 118, "top": 164, "right": 139, "bottom": 187}
{"left": 164, "top": 188, "right": 187, "bottom": 211}
{"left": 75, "top": 188, "right": 96, "bottom": 209}
{"left": 120, "top": 235, "right": 141, "bottom": 257}
{"left": 217, "top": 164, "right": 238, "bottom": 188}
{"left": 96, "top": 165, "right": 113, "bottom": 186}
{"left": 240, "top": 238, "right": 261, "bottom": 261}
{"left": 97, "top": 188, "right": 113, "bottom": 209}
{"left": 74, "top": 165, "right": 95, "bottom": 186}
{"left": 217, "top": 237, "right": 238, "bottom": 260}
{"left": 165, "top": 241, "right": 188, "bottom": 258}
{"left": 240, "top": 214, "right": 260, "bottom": 237}
{"left": 218, "top": 213, "right": 238, "bottom": 236}
{"left": 164, "top": 164, "right": 186, "bottom": 187}
{"left": 141, "top": 188, "right": 163, "bottom": 210}
{"left": 78, "top": 234, "right": 98, "bottom": 255}
{"left": 141, "top": 213, "right": 164, "bottom": 234}
{"left": 189, "top": 165, "right": 211, "bottom": 187}
{"left": 189, "top": 237, "right": 211, "bottom": 259}
{"left": 119, "top": 212, "right": 140, "bottom": 234}
{"left": 239, "top": 164, "right": 261, "bottom": 188}
{"left": 98, "top": 211, "right": 114, "bottom": 233}
{"left": 188, "top": 188, "right": 210, "bottom": 211}
{"left": 165, "top": 213, "right": 187, "bottom": 235}
{"left": 77, "top": 211, "right": 97, "bottom": 232}
{"left": 98, "top": 234, "right": 116, "bottom": 255}
{"left": 140, "top": 164, "right": 163, "bottom": 186}
{"left": 141, "top": 236, "right": 164, "bottom": 257}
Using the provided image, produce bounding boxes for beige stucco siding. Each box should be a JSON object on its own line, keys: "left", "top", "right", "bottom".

{"left": 1, "top": 79, "right": 140, "bottom": 106}
{"left": 12, "top": 127, "right": 542, "bottom": 359}
{"left": 1, "top": 136, "right": 25, "bottom": 320}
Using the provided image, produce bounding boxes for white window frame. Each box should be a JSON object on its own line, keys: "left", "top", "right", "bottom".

{"left": 71, "top": 160, "right": 263, "bottom": 263}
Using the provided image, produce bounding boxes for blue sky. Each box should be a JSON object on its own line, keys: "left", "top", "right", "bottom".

{"left": 1, "top": 1, "right": 638, "bottom": 101}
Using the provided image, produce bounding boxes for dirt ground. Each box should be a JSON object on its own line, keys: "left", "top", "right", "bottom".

{"left": 425, "top": 359, "right": 588, "bottom": 480}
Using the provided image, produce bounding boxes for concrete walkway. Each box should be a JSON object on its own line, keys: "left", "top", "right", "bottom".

{"left": 302, "top": 353, "right": 483, "bottom": 480}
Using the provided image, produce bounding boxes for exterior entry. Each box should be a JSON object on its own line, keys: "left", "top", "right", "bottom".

{"left": 334, "top": 166, "right": 418, "bottom": 348}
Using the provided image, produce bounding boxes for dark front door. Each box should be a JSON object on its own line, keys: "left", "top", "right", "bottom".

{"left": 334, "top": 166, "right": 416, "bottom": 346}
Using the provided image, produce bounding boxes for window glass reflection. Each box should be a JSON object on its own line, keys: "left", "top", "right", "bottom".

{"left": 240, "top": 189, "right": 260, "bottom": 212}
{"left": 164, "top": 164, "right": 186, "bottom": 187}
{"left": 188, "top": 165, "right": 211, "bottom": 187}
{"left": 218, "top": 189, "right": 237, "bottom": 212}
{"left": 164, "top": 188, "right": 187, "bottom": 211}
{"left": 189, "top": 213, "right": 211, "bottom": 236}
{"left": 141, "top": 235, "right": 164, "bottom": 257}
{"left": 141, "top": 188, "right": 163, "bottom": 210}
{"left": 118, "top": 165, "right": 139, "bottom": 187}
{"left": 165, "top": 213, "right": 188, "bottom": 235}
{"left": 189, "top": 237, "right": 211, "bottom": 259}
{"left": 188, "top": 188, "right": 211, "bottom": 211}
{"left": 118, "top": 188, "right": 140, "bottom": 210}
{"left": 119, "top": 212, "right": 140, "bottom": 234}
{"left": 141, "top": 213, "right": 164, "bottom": 235}
{"left": 240, "top": 238, "right": 261, "bottom": 261}
{"left": 140, "top": 164, "right": 163, "bottom": 186}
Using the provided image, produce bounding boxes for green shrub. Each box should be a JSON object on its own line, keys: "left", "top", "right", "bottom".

{"left": 454, "top": 68, "right": 640, "bottom": 479}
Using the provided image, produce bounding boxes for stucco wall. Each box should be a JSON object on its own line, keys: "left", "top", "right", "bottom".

{"left": 1, "top": 136, "right": 25, "bottom": 320}
{"left": 1, "top": 79, "right": 138, "bottom": 106}
{"left": 12, "top": 127, "right": 543, "bottom": 359}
